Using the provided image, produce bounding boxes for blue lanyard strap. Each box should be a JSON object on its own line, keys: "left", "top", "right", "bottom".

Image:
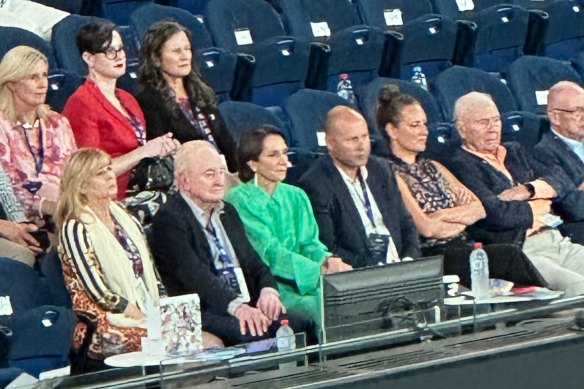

{"left": 357, "top": 169, "right": 376, "bottom": 229}
{"left": 205, "top": 219, "right": 234, "bottom": 268}
{"left": 18, "top": 119, "right": 44, "bottom": 176}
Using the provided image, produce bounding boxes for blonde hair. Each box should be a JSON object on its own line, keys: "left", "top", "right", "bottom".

{"left": 55, "top": 148, "right": 112, "bottom": 230}
{"left": 0, "top": 46, "right": 50, "bottom": 121}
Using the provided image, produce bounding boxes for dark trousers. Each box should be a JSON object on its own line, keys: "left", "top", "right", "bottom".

{"left": 202, "top": 310, "right": 317, "bottom": 347}
{"left": 559, "top": 221, "right": 584, "bottom": 245}
{"left": 422, "top": 238, "right": 547, "bottom": 288}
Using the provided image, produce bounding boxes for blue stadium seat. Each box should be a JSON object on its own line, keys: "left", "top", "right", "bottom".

{"left": 0, "top": 27, "right": 58, "bottom": 72}
{"left": 51, "top": 15, "right": 105, "bottom": 76}
{"left": 471, "top": 4, "right": 530, "bottom": 74}
{"left": 0, "top": 258, "right": 76, "bottom": 377}
{"left": 423, "top": 122, "right": 461, "bottom": 164}
{"left": 282, "top": 89, "right": 356, "bottom": 153}
{"left": 169, "top": 0, "right": 209, "bottom": 16}
{"left": 46, "top": 70, "right": 84, "bottom": 113}
{"left": 94, "top": 0, "right": 154, "bottom": 26}
{"left": 396, "top": 14, "right": 458, "bottom": 80}
{"left": 430, "top": 0, "right": 500, "bottom": 19}
{"left": 538, "top": 0, "right": 584, "bottom": 60}
{"left": 129, "top": 3, "right": 238, "bottom": 100}
{"left": 431, "top": 65, "right": 517, "bottom": 120}
{"left": 270, "top": 0, "right": 387, "bottom": 94}
{"left": 204, "top": 0, "right": 311, "bottom": 107}
{"left": 32, "top": 0, "right": 88, "bottom": 14}
{"left": 218, "top": 100, "right": 289, "bottom": 144}
{"left": 355, "top": 0, "right": 434, "bottom": 31}
{"left": 501, "top": 110, "right": 547, "bottom": 149}
{"left": 506, "top": 55, "right": 583, "bottom": 114}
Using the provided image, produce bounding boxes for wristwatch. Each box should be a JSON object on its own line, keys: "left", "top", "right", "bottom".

{"left": 524, "top": 182, "right": 536, "bottom": 199}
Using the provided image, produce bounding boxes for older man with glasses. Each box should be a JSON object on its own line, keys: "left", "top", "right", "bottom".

{"left": 532, "top": 82, "right": 584, "bottom": 230}
{"left": 447, "top": 91, "right": 584, "bottom": 297}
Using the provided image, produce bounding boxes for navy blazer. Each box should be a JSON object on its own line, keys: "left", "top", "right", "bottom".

{"left": 297, "top": 155, "right": 420, "bottom": 268}
{"left": 534, "top": 130, "right": 584, "bottom": 221}
{"left": 151, "top": 193, "right": 277, "bottom": 315}
{"left": 447, "top": 142, "right": 566, "bottom": 245}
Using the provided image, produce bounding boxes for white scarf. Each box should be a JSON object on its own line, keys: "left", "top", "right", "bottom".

{"left": 80, "top": 202, "right": 159, "bottom": 311}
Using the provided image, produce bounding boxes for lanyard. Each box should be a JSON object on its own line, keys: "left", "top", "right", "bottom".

{"left": 356, "top": 169, "right": 377, "bottom": 229}
{"left": 205, "top": 219, "right": 234, "bottom": 268}
{"left": 18, "top": 119, "right": 44, "bottom": 176}
{"left": 177, "top": 100, "right": 218, "bottom": 148}
{"left": 117, "top": 93, "right": 146, "bottom": 145}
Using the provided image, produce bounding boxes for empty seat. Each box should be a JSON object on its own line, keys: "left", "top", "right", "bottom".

{"left": 93, "top": 0, "right": 154, "bottom": 26}
{"left": 506, "top": 55, "right": 583, "bottom": 114}
{"left": 272, "top": 0, "right": 387, "bottom": 93}
{"left": 430, "top": 0, "right": 500, "bottom": 19}
{"left": 431, "top": 65, "right": 517, "bottom": 120}
{"left": 538, "top": 0, "right": 584, "bottom": 60}
{"left": 471, "top": 4, "right": 530, "bottom": 74}
{"left": 396, "top": 14, "right": 458, "bottom": 80}
{"left": 501, "top": 110, "right": 547, "bottom": 149}
{"left": 169, "top": 0, "right": 209, "bottom": 16}
{"left": 355, "top": 0, "right": 434, "bottom": 31}
{"left": 204, "top": 0, "right": 311, "bottom": 106}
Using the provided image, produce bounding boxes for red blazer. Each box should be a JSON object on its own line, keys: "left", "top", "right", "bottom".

{"left": 62, "top": 79, "right": 146, "bottom": 199}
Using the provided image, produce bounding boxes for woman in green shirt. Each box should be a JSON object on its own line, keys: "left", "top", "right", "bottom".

{"left": 225, "top": 126, "right": 352, "bottom": 324}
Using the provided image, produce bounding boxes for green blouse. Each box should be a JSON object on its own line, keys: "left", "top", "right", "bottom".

{"left": 225, "top": 181, "right": 329, "bottom": 324}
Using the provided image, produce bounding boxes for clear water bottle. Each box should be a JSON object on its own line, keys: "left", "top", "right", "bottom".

{"left": 276, "top": 319, "right": 296, "bottom": 370}
{"left": 276, "top": 319, "right": 296, "bottom": 351}
{"left": 336, "top": 73, "right": 357, "bottom": 104}
{"left": 470, "top": 242, "right": 490, "bottom": 300}
{"left": 411, "top": 66, "right": 427, "bottom": 91}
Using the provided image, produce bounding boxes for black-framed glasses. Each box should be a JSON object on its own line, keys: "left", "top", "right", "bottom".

{"left": 100, "top": 45, "right": 125, "bottom": 60}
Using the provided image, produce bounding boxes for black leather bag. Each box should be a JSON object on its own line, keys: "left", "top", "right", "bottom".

{"left": 129, "top": 156, "right": 174, "bottom": 192}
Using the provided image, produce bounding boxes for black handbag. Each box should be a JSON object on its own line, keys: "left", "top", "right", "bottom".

{"left": 129, "top": 156, "right": 174, "bottom": 192}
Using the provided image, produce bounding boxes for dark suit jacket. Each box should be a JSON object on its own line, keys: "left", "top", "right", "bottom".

{"left": 297, "top": 155, "right": 420, "bottom": 268}
{"left": 533, "top": 130, "right": 584, "bottom": 221}
{"left": 447, "top": 142, "right": 566, "bottom": 245}
{"left": 136, "top": 86, "right": 238, "bottom": 172}
{"left": 151, "top": 193, "right": 277, "bottom": 315}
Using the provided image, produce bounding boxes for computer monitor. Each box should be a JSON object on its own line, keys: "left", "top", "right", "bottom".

{"left": 320, "top": 255, "right": 444, "bottom": 343}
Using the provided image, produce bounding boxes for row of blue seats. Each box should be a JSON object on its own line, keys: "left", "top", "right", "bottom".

{"left": 5, "top": 0, "right": 584, "bottom": 110}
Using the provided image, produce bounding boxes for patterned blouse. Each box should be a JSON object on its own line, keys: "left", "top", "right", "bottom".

{"left": 0, "top": 163, "right": 27, "bottom": 222}
{"left": 389, "top": 154, "right": 467, "bottom": 248}
{"left": 0, "top": 111, "right": 76, "bottom": 215}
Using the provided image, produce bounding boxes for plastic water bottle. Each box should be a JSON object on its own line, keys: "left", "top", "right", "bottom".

{"left": 470, "top": 242, "right": 490, "bottom": 300}
{"left": 411, "top": 66, "right": 427, "bottom": 91}
{"left": 276, "top": 319, "right": 296, "bottom": 370}
{"left": 276, "top": 319, "right": 296, "bottom": 351}
{"left": 336, "top": 73, "right": 357, "bottom": 104}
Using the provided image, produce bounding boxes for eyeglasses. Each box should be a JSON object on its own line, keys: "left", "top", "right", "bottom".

{"left": 100, "top": 45, "right": 125, "bottom": 60}
{"left": 554, "top": 107, "right": 584, "bottom": 118}
{"left": 471, "top": 115, "right": 502, "bottom": 129}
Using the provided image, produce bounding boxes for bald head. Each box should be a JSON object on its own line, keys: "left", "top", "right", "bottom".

{"left": 547, "top": 81, "right": 584, "bottom": 140}
{"left": 175, "top": 140, "right": 219, "bottom": 176}
{"left": 454, "top": 92, "right": 502, "bottom": 155}
{"left": 324, "top": 105, "right": 371, "bottom": 175}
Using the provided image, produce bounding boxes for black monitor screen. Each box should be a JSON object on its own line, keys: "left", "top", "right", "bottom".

{"left": 320, "top": 255, "right": 444, "bottom": 343}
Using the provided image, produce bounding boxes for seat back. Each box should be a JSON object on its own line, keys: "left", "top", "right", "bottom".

{"left": 218, "top": 100, "right": 289, "bottom": 144}
{"left": 51, "top": 14, "right": 104, "bottom": 75}
{"left": 398, "top": 14, "right": 458, "bottom": 80}
{"left": 205, "top": 0, "right": 287, "bottom": 52}
{"left": 471, "top": 4, "right": 530, "bottom": 73}
{"left": 431, "top": 65, "right": 517, "bottom": 120}
{"left": 46, "top": 70, "right": 84, "bottom": 113}
{"left": 0, "top": 27, "right": 57, "bottom": 72}
{"left": 538, "top": 0, "right": 584, "bottom": 60}
{"left": 506, "top": 55, "right": 583, "bottom": 114}
{"left": 430, "top": 0, "right": 500, "bottom": 19}
{"left": 95, "top": 0, "right": 154, "bottom": 26}
{"left": 282, "top": 89, "right": 356, "bottom": 152}
{"left": 355, "top": 0, "right": 434, "bottom": 31}
{"left": 501, "top": 110, "right": 546, "bottom": 149}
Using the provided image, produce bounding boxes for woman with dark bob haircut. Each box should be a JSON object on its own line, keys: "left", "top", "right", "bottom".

{"left": 379, "top": 84, "right": 547, "bottom": 289}
{"left": 225, "top": 126, "right": 352, "bottom": 324}
{"left": 136, "top": 19, "right": 237, "bottom": 172}
{"left": 62, "top": 21, "right": 179, "bottom": 199}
